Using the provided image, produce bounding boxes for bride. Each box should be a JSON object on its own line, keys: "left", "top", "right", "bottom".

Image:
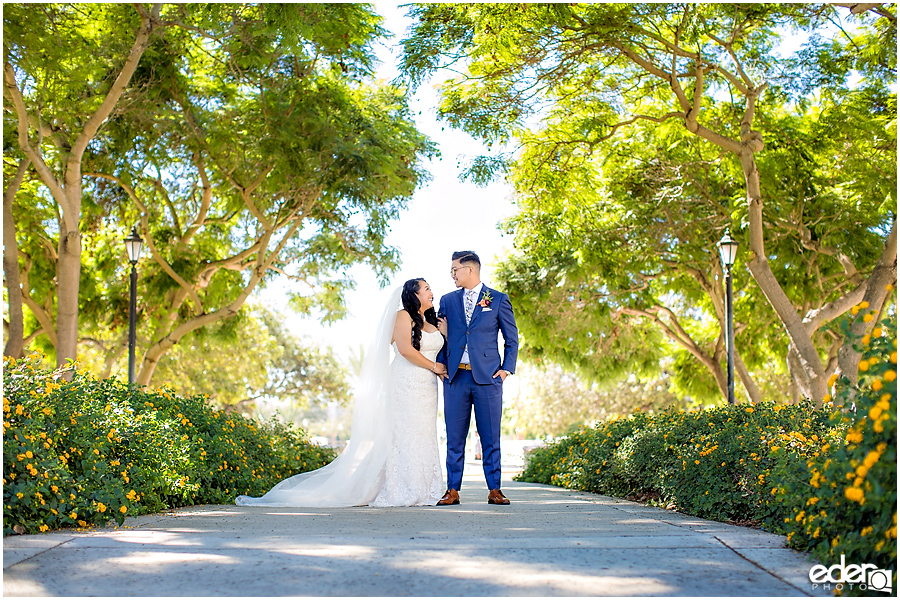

{"left": 236, "top": 279, "right": 447, "bottom": 507}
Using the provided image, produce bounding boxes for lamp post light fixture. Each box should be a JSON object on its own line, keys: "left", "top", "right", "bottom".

{"left": 124, "top": 227, "right": 144, "bottom": 385}
{"left": 717, "top": 230, "right": 739, "bottom": 405}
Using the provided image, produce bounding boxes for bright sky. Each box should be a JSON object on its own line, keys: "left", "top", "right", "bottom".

{"left": 257, "top": 3, "right": 518, "bottom": 361}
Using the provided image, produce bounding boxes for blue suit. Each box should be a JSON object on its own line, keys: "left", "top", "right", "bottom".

{"left": 437, "top": 286, "right": 518, "bottom": 491}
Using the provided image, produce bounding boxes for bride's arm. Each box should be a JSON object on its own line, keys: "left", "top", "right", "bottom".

{"left": 393, "top": 311, "right": 445, "bottom": 374}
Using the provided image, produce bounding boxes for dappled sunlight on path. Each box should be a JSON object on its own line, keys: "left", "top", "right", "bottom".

{"left": 4, "top": 477, "right": 827, "bottom": 597}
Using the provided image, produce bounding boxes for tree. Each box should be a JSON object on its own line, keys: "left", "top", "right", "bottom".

{"left": 401, "top": 3, "right": 897, "bottom": 404}
{"left": 5, "top": 4, "right": 435, "bottom": 386}
{"left": 3, "top": 3, "right": 163, "bottom": 367}
{"left": 2, "top": 156, "right": 29, "bottom": 358}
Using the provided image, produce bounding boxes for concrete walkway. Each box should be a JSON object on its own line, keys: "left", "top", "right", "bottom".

{"left": 4, "top": 469, "right": 827, "bottom": 597}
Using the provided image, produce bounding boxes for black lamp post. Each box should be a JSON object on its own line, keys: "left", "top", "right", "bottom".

{"left": 717, "top": 230, "right": 739, "bottom": 405}
{"left": 124, "top": 227, "right": 144, "bottom": 385}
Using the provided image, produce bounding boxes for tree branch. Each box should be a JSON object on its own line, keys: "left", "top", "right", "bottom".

{"left": 85, "top": 171, "right": 205, "bottom": 315}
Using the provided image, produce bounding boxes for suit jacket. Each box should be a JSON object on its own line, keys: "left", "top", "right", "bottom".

{"left": 438, "top": 285, "right": 518, "bottom": 385}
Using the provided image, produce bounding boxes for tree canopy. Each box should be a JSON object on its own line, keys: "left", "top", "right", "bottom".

{"left": 5, "top": 4, "right": 435, "bottom": 388}
{"left": 402, "top": 2, "right": 897, "bottom": 404}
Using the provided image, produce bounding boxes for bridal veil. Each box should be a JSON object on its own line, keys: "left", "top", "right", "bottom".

{"left": 235, "top": 287, "right": 402, "bottom": 507}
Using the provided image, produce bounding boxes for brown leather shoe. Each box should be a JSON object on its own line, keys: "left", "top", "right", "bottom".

{"left": 436, "top": 489, "right": 460, "bottom": 505}
{"left": 488, "top": 489, "right": 510, "bottom": 505}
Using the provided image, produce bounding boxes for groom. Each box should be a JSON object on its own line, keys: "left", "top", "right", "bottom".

{"left": 435, "top": 251, "right": 518, "bottom": 505}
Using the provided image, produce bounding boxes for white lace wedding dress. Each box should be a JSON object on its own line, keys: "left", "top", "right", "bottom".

{"left": 371, "top": 330, "right": 445, "bottom": 507}
{"left": 235, "top": 287, "right": 443, "bottom": 508}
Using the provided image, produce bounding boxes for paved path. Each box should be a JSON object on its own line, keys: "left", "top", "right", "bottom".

{"left": 4, "top": 469, "right": 827, "bottom": 597}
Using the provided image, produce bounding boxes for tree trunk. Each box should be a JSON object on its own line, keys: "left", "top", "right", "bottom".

{"left": 835, "top": 218, "right": 898, "bottom": 396}
{"left": 734, "top": 350, "right": 762, "bottom": 404}
{"left": 740, "top": 150, "right": 827, "bottom": 405}
{"left": 54, "top": 188, "right": 83, "bottom": 367}
{"left": 3, "top": 158, "right": 29, "bottom": 358}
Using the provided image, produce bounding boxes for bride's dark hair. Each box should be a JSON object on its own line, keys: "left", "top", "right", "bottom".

{"left": 401, "top": 278, "right": 439, "bottom": 350}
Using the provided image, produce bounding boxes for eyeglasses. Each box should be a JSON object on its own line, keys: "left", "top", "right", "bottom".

{"left": 450, "top": 265, "right": 472, "bottom": 276}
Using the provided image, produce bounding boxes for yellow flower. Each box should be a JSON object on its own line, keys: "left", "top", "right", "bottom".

{"left": 39, "top": 524, "right": 49, "bottom": 532}
{"left": 16, "top": 492, "right": 23, "bottom": 499}
{"left": 694, "top": 460, "right": 700, "bottom": 465}
{"left": 891, "top": 351, "right": 897, "bottom": 364}
{"left": 745, "top": 407, "right": 754, "bottom": 413}
{"left": 97, "top": 503, "right": 107, "bottom": 513}
{"left": 861, "top": 526, "right": 874, "bottom": 537}
{"left": 822, "top": 394, "right": 831, "bottom": 404}
{"left": 858, "top": 360, "right": 869, "bottom": 372}
{"left": 863, "top": 313, "right": 874, "bottom": 323}
{"left": 93, "top": 449, "right": 100, "bottom": 455}
{"left": 872, "top": 379, "right": 883, "bottom": 392}
{"left": 15, "top": 404, "right": 23, "bottom": 415}
{"left": 857, "top": 450, "right": 881, "bottom": 472}
{"left": 869, "top": 405, "right": 884, "bottom": 420}
{"left": 807, "top": 497, "right": 819, "bottom": 505}
{"left": 70, "top": 512, "right": 77, "bottom": 519}
{"left": 884, "top": 369, "right": 896, "bottom": 382}
{"left": 25, "top": 450, "right": 33, "bottom": 459}
{"left": 859, "top": 301, "right": 869, "bottom": 309}
{"left": 863, "top": 334, "right": 871, "bottom": 345}
{"left": 119, "top": 506, "right": 127, "bottom": 514}
{"left": 844, "top": 486, "right": 865, "bottom": 503}
{"left": 827, "top": 374, "right": 838, "bottom": 387}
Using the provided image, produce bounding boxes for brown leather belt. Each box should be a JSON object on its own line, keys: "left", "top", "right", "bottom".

{"left": 459, "top": 363, "right": 472, "bottom": 371}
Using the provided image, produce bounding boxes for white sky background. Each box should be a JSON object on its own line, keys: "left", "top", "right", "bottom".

{"left": 256, "top": 3, "right": 518, "bottom": 362}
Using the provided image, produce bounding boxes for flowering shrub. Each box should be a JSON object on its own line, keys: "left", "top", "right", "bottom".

{"left": 519, "top": 401, "right": 833, "bottom": 522}
{"left": 770, "top": 312, "right": 896, "bottom": 593}
{"left": 3, "top": 354, "right": 336, "bottom": 535}
{"left": 518, "top": 312, "right": 896, "bottom": 594}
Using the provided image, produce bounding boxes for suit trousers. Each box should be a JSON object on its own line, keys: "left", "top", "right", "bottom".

{"left": 443, "top": 369, "right": 503, "bottom": 490}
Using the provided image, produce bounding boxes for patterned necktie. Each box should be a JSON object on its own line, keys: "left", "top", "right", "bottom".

{"left": 465, "top": 290, "right": 476, "bottom": 325}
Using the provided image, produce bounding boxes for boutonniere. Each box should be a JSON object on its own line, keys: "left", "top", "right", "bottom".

{"left": 477, "top": 290, "right": 493, "bottom": 308}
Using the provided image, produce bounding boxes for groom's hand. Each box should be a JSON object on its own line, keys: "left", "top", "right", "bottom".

{"left": 493, "top": 369, "right": 509, "bottom": 382}
{"left": 433, "top": 362, "right": 448, "bottom": 378}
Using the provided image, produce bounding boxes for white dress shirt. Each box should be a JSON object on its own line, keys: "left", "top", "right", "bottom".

{"left": 460, "top": 282, "right": 483, "bottom": 365}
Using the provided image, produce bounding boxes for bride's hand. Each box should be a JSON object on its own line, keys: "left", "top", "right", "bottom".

{"left": 432, "top": 362, "right": 447, "bottom": 377}
{"left": 437, "top": 316, "right": 448, "bottom": 337}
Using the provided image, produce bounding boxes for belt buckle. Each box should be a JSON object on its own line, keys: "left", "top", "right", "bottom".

{"left": 460, "top": 363, "right": 471, "bottom": 371}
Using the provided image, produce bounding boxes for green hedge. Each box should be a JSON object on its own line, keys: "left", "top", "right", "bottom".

{"left": 3, "top": 354, "right": 336, "bottom": 535}
{"left": 518, "top": 313, "right": 896, "bottom": 593}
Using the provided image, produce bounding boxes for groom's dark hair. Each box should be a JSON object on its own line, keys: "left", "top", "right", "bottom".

{"left": 452, "top": 251, "right": 480, "bottom": 267}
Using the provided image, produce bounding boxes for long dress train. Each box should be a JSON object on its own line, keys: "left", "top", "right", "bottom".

{"left": 235, "top": 288, "right": 443, "bottom": 507}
